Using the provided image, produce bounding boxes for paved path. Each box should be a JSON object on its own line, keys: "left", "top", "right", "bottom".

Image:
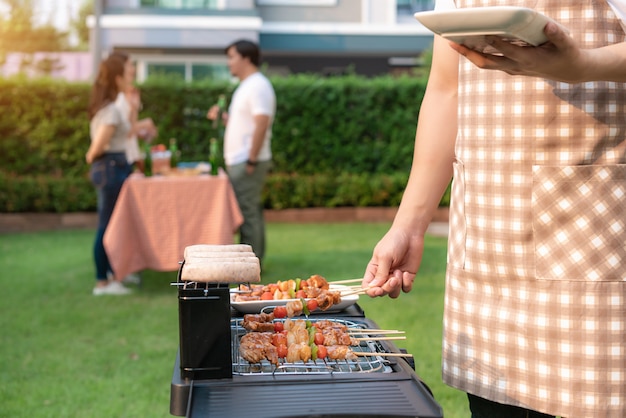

{"left": 0, "top": 211, "right": 449, "bottom": 236}
{"left": 426, "top": 222, "right": 449, "bottom": 238}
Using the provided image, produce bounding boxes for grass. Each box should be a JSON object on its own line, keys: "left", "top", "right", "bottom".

{"left": 0, "top": 223, "right": 470, "bottom": 418}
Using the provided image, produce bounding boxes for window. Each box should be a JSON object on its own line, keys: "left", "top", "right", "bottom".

{"left": 145, "top": 63, "right": 186, "bottom": 81}
{"left": 256, "top": 0, "right": 337, "bottom": 5}
{"left": 139, "top": 59, "right": 230, "bottom": 83}
{"left": 397, "top": 0, "right": 435, "bottom": 23}
{"left": 191, "top": 64, "right": 231, "bottom": 82}
{"left": 140, "top": 0, "right": 219, "bottom": 8}
{"left": 397, "top": 0, "right": 435, "bottom": 14}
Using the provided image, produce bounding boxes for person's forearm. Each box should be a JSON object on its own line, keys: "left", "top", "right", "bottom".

{"left": 249, "top": 115, "right": 270, "bottom": 161}
{"left": 582, "top": 42, "right": 626, "bottom": 82}
{"left": 393, "top": 86, "right": 457, "bottom": 236}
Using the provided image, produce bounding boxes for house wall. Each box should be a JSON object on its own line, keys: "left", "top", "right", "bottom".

{"left": 259, "top": 0, "right": 359, "bottom": 22}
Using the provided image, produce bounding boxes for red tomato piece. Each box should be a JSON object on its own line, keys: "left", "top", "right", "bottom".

{"left": 261, "top": 292, "right": 273, "bottom": 300}
{"left": 273, "top": 306, "right": 287, "bottom": 318}
{"left": 306, "top": 299, "right": 318, "bottom": 313}
{"left": 314, "top": 332, "right": 324, "bottom": 346}
{"left": 272, "top": 333, "right": 287, "bottom": 347}
{"left": 316, "top": 345, "right": 327, "bottom": 359}
{"left": 274, "top": 321, "right": 284, "bottom": 333}
{"left": 277, "top": 344, "right": 288, "bottom": 358}
{"left": 295, "top": 290, "right": 306, "bottom": 299}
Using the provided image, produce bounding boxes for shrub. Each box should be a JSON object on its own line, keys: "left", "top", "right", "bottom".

{"left": 0, "top": 74, "right": 453, "bottom": 213}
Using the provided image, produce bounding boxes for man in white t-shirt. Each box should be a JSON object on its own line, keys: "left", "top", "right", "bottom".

{"left": 207, "top": 39, "right": 276, "bottom": 263}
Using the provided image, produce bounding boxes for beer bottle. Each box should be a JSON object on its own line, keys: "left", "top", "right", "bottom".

{"left": 209, "top": 138, "right": 219, "bottom": 176}
{"left": 169, "top": 138, "right": 179, "bottom": 169}
{"left": 142, "top": 142, "right": 152, "bottom": 177}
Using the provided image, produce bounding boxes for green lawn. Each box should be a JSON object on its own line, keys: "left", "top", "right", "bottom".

{"left": 0, "top": 223, "right": 469, "bottom": 418}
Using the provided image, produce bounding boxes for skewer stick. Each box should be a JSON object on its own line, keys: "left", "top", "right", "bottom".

{"left": 330, "top": 278, "right": 364, "bottom": 284}
{"left": 354, "top": 352, "right": 413, "bottom": 358}
{"left": 353, "top": 336, "right": 406, "bottom": 341}
{"left": 340, "top": 286, "right": 374, "bottom": 296}
{"left": 347, "top": 329, "right": 405, "bottom": 334}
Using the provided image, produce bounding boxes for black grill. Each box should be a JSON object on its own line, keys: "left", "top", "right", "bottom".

{"left": 170, "top": 266, "right": 443, "bottom": 418}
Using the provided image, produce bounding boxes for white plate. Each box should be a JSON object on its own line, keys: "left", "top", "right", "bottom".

{"left": 230, "top": 284, "right": 359, "bottom": 315}
{"left": 414, "top": 6, "right": 559, "bottom": 54}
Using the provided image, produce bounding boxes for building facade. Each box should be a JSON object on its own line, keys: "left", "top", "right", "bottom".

{"left": 90, "top": 0, "right": 435, "bottom": 81}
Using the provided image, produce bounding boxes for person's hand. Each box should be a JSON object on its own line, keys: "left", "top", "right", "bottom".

{"left": 206, "top": 105, "right": 219, "bottom": 121}
{"left": 362, "top": 227, "right": 425, "bottom": 299}
{"left": 449, "top": 21, "right": 590, "bottom": 83}
{"left": 127, "top": 88, "right": 141, "bottom": 111}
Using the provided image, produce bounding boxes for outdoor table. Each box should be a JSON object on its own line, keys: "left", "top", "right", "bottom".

{"left": 103, "top": 171, "right": 243, "bottom": 280}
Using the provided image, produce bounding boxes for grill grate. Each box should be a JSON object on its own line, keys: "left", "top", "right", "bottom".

{"left": 230, "top": 318, "right": 394, "bottom": 375}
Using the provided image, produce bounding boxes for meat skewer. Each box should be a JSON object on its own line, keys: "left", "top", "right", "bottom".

{"left": 239, "top": 332, "right": 279, "bottom": 365}
{"left": 234, "top": 274, "right": 330, "bottom": 301}
{"left": 242, "top": 313, "right": 275, "bottom": 332}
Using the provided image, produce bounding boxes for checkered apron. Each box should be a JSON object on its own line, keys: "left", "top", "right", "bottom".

{"left": 441, "top": 1, "right": 626, "bottom": 416}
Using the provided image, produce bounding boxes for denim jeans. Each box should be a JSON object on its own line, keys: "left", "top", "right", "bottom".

{"left": 468, "top": 394, "right": 555, "bottom": 418}
{"left": 90, "top": 153, "right": 131, "bottom": 281}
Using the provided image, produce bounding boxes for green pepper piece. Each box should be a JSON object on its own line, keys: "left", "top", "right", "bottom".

{"left": 295, "top": 278, "right": 301, "bottom": 291}
{"left": 308, "top": 327, "right": 316, "bottom": 345}
{"left": 305, "top": 319, "right": 312, "bottom": 329}
{"left": 311, "top": 343, "right": 318, "bottom": 361}
{"left": 288, "top": 288, "right": 295, "bottom": 299}
{"left": 301, "top": 298, "right": 310, "bottom": 316}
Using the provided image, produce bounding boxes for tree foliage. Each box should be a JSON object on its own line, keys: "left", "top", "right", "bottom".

{"left": 0, "top": 0, "right": 69, "bottom": 53}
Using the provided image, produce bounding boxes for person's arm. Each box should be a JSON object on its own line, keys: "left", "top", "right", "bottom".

{"left": 86, "top": 124, "right": 116, "bottom": 164}
{"left": 363, "top": 34, "right": 459, "bottom": 298}
{"left": 450, "top": 21, "right": 626, "bottom": 83}
{"left": 246, "top": 113, "right": 270, "bottom": 171}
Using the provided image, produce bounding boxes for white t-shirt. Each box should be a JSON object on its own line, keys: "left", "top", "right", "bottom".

{"left": 115, "top": 92, "right": 141, "bottom": 164}
{"left": 434, "top": 0, "right": 626, "bottom": 31}
{"left": 223, "top": 72, "right": 276, "bottom": 166}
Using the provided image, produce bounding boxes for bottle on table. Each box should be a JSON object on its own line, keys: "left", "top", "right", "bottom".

{"left": 142, "top": 142, "right": 152, "bottom": 177}
{"left": 169, "top": 138, "right": 179, "bottom": 169}
{"left": 209, "top": 137, "right": 219, "bottom": 176}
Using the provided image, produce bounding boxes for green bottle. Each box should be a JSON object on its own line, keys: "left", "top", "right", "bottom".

{"left": 213, "top": 94, "right": 227, "bottom": 136}
{"left": 209, "top": 138, "right": 219, "bottom": 176}
{"left": 169, "top": 138, "right": 179, "bottom": 169}
{"left": 143, "top": 142, "right": 152, "bottom": 177}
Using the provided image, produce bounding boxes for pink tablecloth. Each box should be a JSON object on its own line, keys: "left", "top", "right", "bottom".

{"left": 103, "top": 173, "right": 243, "bottom": 279}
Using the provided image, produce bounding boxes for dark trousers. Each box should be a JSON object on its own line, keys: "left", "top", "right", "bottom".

{"left": 90, "top": 153, "right": 130, "bottom": 281}
{"left": 226, "top": 160, "right": 271, "bottom": 262}
{"left": 468, "top": 394, "right": 556, "bottom": 418}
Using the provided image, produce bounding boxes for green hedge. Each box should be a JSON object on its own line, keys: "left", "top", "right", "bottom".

{"left": 0, "top": 74, "right": 452, "bottom": 213}
{"left": 0, "top": 171, "right": 426, "bottom": 213}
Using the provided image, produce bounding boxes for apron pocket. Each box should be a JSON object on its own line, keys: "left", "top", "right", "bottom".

{"left": 532, "top": 164, "right": 626, "bottom": 281}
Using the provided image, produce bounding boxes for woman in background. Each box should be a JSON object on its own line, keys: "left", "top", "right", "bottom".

{"left": 85, "top": 53, "right": 136, "bottom": 296}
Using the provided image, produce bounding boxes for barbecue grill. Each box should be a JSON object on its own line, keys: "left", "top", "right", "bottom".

{"left": 170, "top": 268, "right": 444, "bottom": 418}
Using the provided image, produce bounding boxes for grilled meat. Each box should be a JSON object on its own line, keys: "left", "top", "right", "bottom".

{"left": 243, "top": 313, "right": 276, "bottom": 332}
{"left": 239, "top": 332, "right": 279, "bottom": 365}
{"left": 326, "top": 345, "right": 357, "bottom": 361}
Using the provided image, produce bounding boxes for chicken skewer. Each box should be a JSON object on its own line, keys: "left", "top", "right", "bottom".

{"left": 239, "top": 332, "right": 413, "bottom": 366}
{"left": 234, "top": 274, "right": 330, "bottom": 301}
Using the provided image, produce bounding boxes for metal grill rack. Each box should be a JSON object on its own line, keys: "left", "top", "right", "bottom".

{"left": 230, "top": 317, "right": 394, "bottom": 375}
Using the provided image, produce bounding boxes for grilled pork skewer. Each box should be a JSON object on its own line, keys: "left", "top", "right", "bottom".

{"left": 242, "top": 313, "right": 275, "bottom": 332}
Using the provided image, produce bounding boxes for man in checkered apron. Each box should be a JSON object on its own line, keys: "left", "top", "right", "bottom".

{"left": 363, "top": 1, "right": 626, "bottom": 417}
